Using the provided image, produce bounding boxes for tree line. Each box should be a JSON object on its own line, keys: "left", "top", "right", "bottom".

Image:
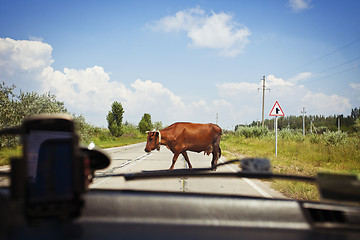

{"left": 235, "top": 107, "right": 360, "bottom": 134}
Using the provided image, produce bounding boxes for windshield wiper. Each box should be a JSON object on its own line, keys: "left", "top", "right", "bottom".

{"left": 123, "top": 169, "right": 315, "bottom": 182}
{"left": 94, "top": 158, "right": 316, "bottom": 183}
{"left": 93, "top": 158, "right": 360, "bottom": 203}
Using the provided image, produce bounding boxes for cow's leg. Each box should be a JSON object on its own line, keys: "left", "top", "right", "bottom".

{"left": 211, "top": 135, "right": 222, "bottom": 171}
{"left": 211, "top": 152, "right": 218, "bottom": 171}
{"left": 169, "top": 152, "right": 180, "bottom": 170}
{"left": 181, "top": 151, "right": 192, "bottom": 169}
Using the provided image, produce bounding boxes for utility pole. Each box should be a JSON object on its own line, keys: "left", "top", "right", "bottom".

{"left": 216, "top": 113, "right": 219, "bottom": 125}
{"left": 338, "top": 116, "right": 340, "bottom": 132}
{"left": 258, "top": 76, "right": 270, "bottom": 127}
{"left": 301, "top": 107, "right": 306, "bottom": 136}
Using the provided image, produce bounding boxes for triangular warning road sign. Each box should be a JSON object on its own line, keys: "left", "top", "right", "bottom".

{"left": 269, "top": 101, "right": 285, "bottom": 116}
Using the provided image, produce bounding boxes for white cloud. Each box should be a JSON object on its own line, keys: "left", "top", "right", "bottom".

{"left": 350, "top": 82, "right": 360, "bottom": 102}
{"left": 265, "top": 74, "right": 350, "bottom": 117}
{"left": 1, "top": 37, "right": 189, "bottom": 126}
{"left": 215, "top": 74, "right": 351, "bottom": 123}
{"left": 0, "top": 37, "right": 220, "bottom": 126}
{"left": 288, "top": 0, "right": 313, "bottom": 12}
{"left": 41, "top": 66, "right": 195, "bottom": 125}
{"left": 301, "top": 92, "right": 351, "bottom": 115}
{"left": 350, "top": 82, "right": 360, "bottom": 90}
{"left": 130, "top": 79, "right": 185, "bottom": 109}
{"left": 191, "top": 99, "right": 210, "bottom": 113}
{"left": 126, "top": 79, "right": 187, "bottom": 121}
{"left": 0, "top": 38, "right": 53, "bottom": 86}
{"left": 148, "top": 7, "right": 251, "bottom": 57}
{"left": 288, "top": 72, "right": 312, "bottom": 84}
{"left": 0, "top": 37, "right": 354, "bottom": 128}
{"left": 41, "top": 65, "right": 130, "bottom": 113}
{"left": 149, "top": 7, "right": 205, "bottom": 33}
{"left": 267, "top": 75, "right": 294, "bottom": 87}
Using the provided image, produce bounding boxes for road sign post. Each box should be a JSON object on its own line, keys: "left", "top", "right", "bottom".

{"left": 275, "top": 116, "right": 278, "bottom": 157}
{"left": 269, "top": 101, "right": 285, "bottom": 157}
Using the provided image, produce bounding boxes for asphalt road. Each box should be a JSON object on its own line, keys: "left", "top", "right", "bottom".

{"left": 91, "top": 143, "right": 285, "bottom": 199}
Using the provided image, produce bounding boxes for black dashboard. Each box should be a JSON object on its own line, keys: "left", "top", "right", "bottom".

{"left": 2, "top": 188, "right": 360, "bottom": 240}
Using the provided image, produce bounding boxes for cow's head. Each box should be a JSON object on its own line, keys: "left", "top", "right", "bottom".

{"left": 144, "top": 131, "right": 161, "bottom": 153}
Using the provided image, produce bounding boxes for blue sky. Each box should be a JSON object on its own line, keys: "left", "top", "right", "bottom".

{"left": 1, "top": 0, "right": 359, "bottom": 129}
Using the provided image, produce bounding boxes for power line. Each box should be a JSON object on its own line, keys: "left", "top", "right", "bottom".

{"left": 307, "top": 65, "right": 359, "bottom": 83}
{"left": 280, "top": 37, "right": 360, "bottom": 77}
{"left": 317, "top": 56, "right": 360, "bottom": 74}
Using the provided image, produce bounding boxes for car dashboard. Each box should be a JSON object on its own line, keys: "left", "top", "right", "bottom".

{"left": 1, "top": 188, "right": 360, "bottom": 240}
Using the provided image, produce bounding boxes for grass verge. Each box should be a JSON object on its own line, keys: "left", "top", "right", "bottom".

{"left": 0, "top": 146, "right": 22, "bottom": 166}
{"left": 88, "top": 135, "right": 146, "bottom": 149}
{"left": 220, "top": 133, "right": 360, "bottom": 201}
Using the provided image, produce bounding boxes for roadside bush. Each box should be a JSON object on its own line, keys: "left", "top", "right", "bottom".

{"left": 322, "top": 130, "right": 347, "bottom": 146}
{"left": 236, "top": 126, "right": 268, "bottom": 138}
{"left": 278, "top": 129, "right": 304, "bottom": 141}
{"left": 308, "top": 134, "right": 321, "bottom": 144}
{"left": 314, "top": 126, "right": 328, "bottom": 135}
{"left": 353, "top": 118, "right": 360, "bottom": 133}
{"left": 123, "top": 123, "right": 142, "bottom": 138}
{"left": 98, "top": 130, "right": 112, "bottom": 141}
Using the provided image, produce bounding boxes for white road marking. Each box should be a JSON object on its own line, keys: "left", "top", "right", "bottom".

{"left": 90, "top": 152, "right": 151, "bottom": 189}
{"left": 242, "top": 178, "right": 272, "bottom": 198}
{"left": 219, "top": 158, "right": 273, "bottom": 198}
{"left": 90, "top": 174, "right": 112, "bottom": 189}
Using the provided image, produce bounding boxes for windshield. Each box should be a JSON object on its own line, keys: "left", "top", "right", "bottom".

{"left": 91, "top": 144, "right": 285, "bottom": 199}
{"left": 1, "top": 1, "right": 359, "bottom": 203}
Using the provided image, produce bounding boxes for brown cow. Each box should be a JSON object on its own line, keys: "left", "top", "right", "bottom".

{"left": 145, "top": 122, "right": 222, "bottom": 171}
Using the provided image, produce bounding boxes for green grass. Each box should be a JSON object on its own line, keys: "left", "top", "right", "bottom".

{"left": 89, "top": 135, "right": 146, "bottom": 148}
{"left": 0, "top": 146, "right": 22, "bottom": 166}
{"left": 220, "top": 133, "right": 360, "bottom": 201}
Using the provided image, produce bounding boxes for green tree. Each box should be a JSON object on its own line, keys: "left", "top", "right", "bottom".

{"left": 0, "top": 82, "right": 16, "bottom": 129}
{"left": 73, "top": 114, "right": 95, "bottom": 142}
{"left": 106, "top": 101, "right": 124, "bottom": 137}
{"left": 354, "top": 118, "right": 360, "bottom": 133}
{"left": 15, "top": 91, "right": 67, "bottom": 123}
{"left": 138, "top": 113, "right": 152, "bottom": 133}
{"left": 0, "top": 82, "right": 17, "bottom": 148}
{"left": 1, "top": 82, "right": 67, "bottom": 148}
{"left": 153, "top": 121, "right": 163, "bottom": 130}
